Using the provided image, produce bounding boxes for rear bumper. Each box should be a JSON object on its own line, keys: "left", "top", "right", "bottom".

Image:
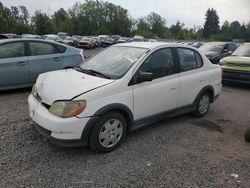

{"left": 223, "top": 69, "right": 250, "bottom": 84}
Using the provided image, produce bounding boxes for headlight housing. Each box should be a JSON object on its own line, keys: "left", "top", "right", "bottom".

{"left": 49, "top": 100, "right": 86, "bottom": 118}
{"left": 32, "top": 85, "right": 37, "bottom": 97}
{"left": 219, "top": 59, "right": 226, "bottom": 65}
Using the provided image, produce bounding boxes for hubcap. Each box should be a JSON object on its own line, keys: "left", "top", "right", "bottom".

{"left": 199, "top": 95, "right": 210, "bottom": 114}
{"left": 99, "top": 119, "right": 123, "bottom": 148}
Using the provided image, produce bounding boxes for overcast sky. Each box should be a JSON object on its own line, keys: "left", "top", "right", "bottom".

{"left": 2, "top": 0, "right": 250, "bottom": 28}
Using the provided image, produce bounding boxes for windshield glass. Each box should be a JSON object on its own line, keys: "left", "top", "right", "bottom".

{"left": 200, "top": 43, "right": 224, "bottom": 53}
{"left": 80, "top": 46, "right": 148, "bottom": 79}
{"left": 232, "top": 44, "right": 250, "bottom": 57}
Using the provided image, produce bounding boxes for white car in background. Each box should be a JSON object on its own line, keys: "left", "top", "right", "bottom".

{"left": 28, "top": 42, "right": 222, "bottom": 153}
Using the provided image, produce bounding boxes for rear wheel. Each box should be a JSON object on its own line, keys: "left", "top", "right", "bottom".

{"left": 193, "top": 91, "right": 211, "bottom": 117}
{"left": 89, "top": 112, "right": 127, "bottom": 153}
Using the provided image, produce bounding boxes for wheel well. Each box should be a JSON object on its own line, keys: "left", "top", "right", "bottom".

{"left": 106, "top": 109, "right": 133, "bottom": 131}
{"left": 203, "top": 88, "right": 214, "bottom": 102}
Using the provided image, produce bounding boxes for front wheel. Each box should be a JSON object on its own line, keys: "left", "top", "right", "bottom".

{"left": 193, "top": 92, "right": 211, "bottom": 117}
{"left": 89, "top": 112, "right": 127, "bottom": 153}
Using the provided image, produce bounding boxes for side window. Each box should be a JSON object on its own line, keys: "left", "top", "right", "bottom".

{"left": 177, "top": 48, "right": 203, "bottom": 72}
{"left": 30, "top": 42, "right": 56, "bottom": 56}
{"left": 139, "top": 48, "right": 175, "bottom": 79}
{"left": 55, "top": 44, "right": 66, "bottom": 53}
{"left": 228, "top": 43, "right": 237, "bottom": 52}
{"left": 0, "top": 42, "right": 24, "bottom": 59}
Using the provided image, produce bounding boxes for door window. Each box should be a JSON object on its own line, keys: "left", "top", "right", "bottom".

{"left": 139, "top": 48, "right": 175, "bottom": 79}
{"left": 0, "top": 42, "right": 25, "bottom": 59}
{"left": 177, "top": 48, "right": 203, "bottom": 72}
{"left": 30, "top": 42, "right": 56, "bottom": 56}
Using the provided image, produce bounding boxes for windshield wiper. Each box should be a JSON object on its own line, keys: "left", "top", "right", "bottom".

{"left": 86, "top": 69, "right": 112, "bottom": 79}
{"left": 75, "top": 66, "right": 111, "bottom": 79}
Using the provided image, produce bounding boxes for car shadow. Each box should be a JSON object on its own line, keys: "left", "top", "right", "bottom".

{"left": 0, "top": 87, "right": 31, "bottom": 96}
{"left": 222, "top": 82, "right": 250, "bottom": 91}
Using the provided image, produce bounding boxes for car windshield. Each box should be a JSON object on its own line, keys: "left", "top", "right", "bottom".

{"left": 80, "top": 46, "right": 148, "bottom": 79}
{"left": 232, "top": 44, "right": 250, "bottom": 57}
{"left": 200, "top": 43, "right": 224, "bottom": 53}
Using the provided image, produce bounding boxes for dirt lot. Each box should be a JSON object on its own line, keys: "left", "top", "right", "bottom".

{"left": 0, "top": 49, "right": 250, "bottom": 188}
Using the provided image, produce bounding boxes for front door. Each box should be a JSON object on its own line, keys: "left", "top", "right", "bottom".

{"left": 132, "top": 48, "right": 179, "bottom": 120}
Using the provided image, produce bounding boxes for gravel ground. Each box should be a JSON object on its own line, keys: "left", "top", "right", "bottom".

{"left": 1, "top": 48, "right": 250, "bottom": 188}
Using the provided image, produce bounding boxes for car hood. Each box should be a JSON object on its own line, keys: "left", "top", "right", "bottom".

{"left": 223, "top": 56, "right": 250, "bottom": 65}
{"left": 36, "top": 69, "right": 115, "bottom": 105}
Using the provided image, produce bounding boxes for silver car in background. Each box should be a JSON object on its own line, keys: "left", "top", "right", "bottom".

{"left": 0, "top": 39, "right": 85, "bottom": 91}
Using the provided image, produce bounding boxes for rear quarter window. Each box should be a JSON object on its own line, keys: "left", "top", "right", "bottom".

{"left": 177, "top": 48, "right": 204, "bottom": 72}
{"left": 55, "top": 44, "right": 67, "bottom": 53}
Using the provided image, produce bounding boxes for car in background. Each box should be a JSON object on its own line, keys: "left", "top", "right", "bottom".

{"left": 200, "top": 42, "right": 238, "bottom": 64}
{"left": 133, "top": 35, "right": 144, "bottom": 42}
{"left": 192, "top": 42, "right": 203, "bottom": 48}
{"left": 0, "top": 35, "right": 8, "bottom": 40}
{"left": 98, "top": 35, "right": 109, "bottom": 46}
{"left": 148, "top": 39, "right": 157, "bottom": 42}
{"left": 44, "top": 34, "right": 63, "bottom": 43}
{"left": 0, "top": 33, "right": 18, "bottom": 39}
{"left": 111, "top": 35, "right": 121, "bottom": 44}
{"left": 220, "top": 43, "right": 250, "bottom": 84}
{"left": 22, "top": 34, "right": 41, "bottom": 39}
{"left": 102, "top": 37, "right": 115, "bottom": 47}
{"left": 117, "top": 37, "right": 128, "bottom": 43}
{"left": 62, "top": 36, "right": 75, "bottom": 46}
{"left": 28, "top": 42, "right": 221, "bottom": 153}
{"left": 57, "top": 32, "right": 68, "bottom": 39}
{"left": 0, "top": 39, "right": 84, "bottom": 91}
{"left": 78, "top": 37, "right": 96, "bottom": 49}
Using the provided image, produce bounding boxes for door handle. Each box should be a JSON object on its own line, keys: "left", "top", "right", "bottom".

{"left": 170, "top": 87, "right": 178, "bottom": 90}
{"left": 17, "top": 61, "right": 27, "bottom": 66}
{"left": 199, "top": 80, "right": 206, "bottom": 83}
{"left": 53, "top": 57, "right": 60, "bottom": 61}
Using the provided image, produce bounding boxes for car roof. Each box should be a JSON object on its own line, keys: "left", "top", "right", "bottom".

{"left": 114, "top": 42, "right": 194, "bottom": 50}
{"left": 0, "top": 39, "right": 70, "bottom": 47}
{"left": 204, "top": 42, "right": 233, "bottom": 45}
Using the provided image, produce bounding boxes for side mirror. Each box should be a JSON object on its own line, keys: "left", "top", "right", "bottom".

{"left": 223, "top": 49, "right": 229, "bottom": 53}
{"left": 137, "top": 71, "right": 153, "bottom": 83}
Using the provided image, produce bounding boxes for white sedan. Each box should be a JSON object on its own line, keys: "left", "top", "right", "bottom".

{"left": 28, "top": 42, "right": 222, "bottom": 153}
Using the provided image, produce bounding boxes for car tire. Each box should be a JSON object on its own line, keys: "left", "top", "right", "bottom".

{"left": 89, "top": 112, "right": 127, "bottom": 153}
{"left": 193, "top": 91, "right": 211, "bottom": 117}
{"left": 244, "top": 128, "right": 250, "bottom": 142}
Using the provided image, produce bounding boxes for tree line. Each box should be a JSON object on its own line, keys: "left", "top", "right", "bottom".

{"left": 0, "top": 0, "right": 250, "bottom": 41}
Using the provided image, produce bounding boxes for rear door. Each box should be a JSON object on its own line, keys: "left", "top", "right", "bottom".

{"left": 175, "top": 47, "right": 206, "bottom": 107}
{"left": 0, "top": 41, "right": 30, "bottom": 88}
{"left": 28, "top": 41, "right": 63, "bottom": 82}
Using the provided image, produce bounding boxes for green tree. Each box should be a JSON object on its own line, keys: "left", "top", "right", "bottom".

{"left": 52, "top": 8, "right": 69, "bottom": 33}
{"left": 147, "top": 12, "right": 166, "bottom": 38}
{"left": 32, "top": 11, "right": 54, "bottom": 35}
{"left": 203, "top": 8, "right": 220, "bottom": 38}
